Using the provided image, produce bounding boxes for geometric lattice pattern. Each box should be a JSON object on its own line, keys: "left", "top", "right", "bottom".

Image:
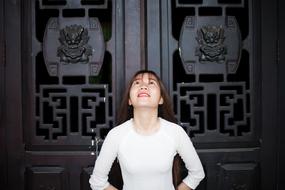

{"left": 171, "top": 0, "right": 255, "bottom": 142}
{"left": 36, "top": 84, "right": 111, "bottom": 141}
{"left": 174, "top": 82, "right": 250, "bottom": 141}
{"left": 26, "top": 0, "right": 113, "bottom": 149}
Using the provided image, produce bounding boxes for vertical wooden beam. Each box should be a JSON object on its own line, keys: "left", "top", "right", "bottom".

{"left": 113, "top": 0, "right": 125, "bottom": 116}
{"left": 124, "top": 0, "right": 146, "bottom": 84}
{"left": 140, "top": 0, "right": 146, "bottom": 71}
{"left": 5, "top": 0, "right": 24, "bottom": 189}
{"left": 260, "top": 0, "right": 278, "bottom": 189}
{"left": 277, "top": 0, "right": 285, "bottom": 188}
{"left": 146, "top": 0, "right": 161, "bottom": 76}
{"left": 0, "top": 0, "right": 5, "bottom": 123}
{"left": 160, "top": 0, "right": 171, "bottom": 90}
{"left": 0, "top": 0, "right": 7, "bottom": 188}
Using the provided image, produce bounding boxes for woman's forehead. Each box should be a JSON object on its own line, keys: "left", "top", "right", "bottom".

{"left": 134, "top": 72, "right": 158, "bottom": 80}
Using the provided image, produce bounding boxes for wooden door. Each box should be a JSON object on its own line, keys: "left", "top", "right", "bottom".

{"left": 4, "top": 0, "right": 130, "bottom": 190}
{"left": 2, "top": 0, "right": 280, "bottom": 190}
{"left": 146, "top": 0, "right": 261, "bottom": 189}
{"left": 144, "top": 0, "right": 278, "bottom": 189}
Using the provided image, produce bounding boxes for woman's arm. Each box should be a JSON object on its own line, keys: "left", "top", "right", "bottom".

{"left": 176, "top": 127, "right": 205, "bottom": 190}
{"left": 89, "top": 130, "right": 119, "bottom": 190}
{"left": 177, "top": 182, "right": 192, "bottom": 190}
{"left": 104, "top": 184, "right": 119, "bottom": 190}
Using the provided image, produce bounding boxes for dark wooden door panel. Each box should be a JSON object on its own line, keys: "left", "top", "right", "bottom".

{"left": 24, "top": 152, "right": 94, "bottom": 190}
{"left": 146, "top": 0, "right": 263, "bottom": 189}
{"left": 7, "top": 0, "right": 125, "bottom": 190}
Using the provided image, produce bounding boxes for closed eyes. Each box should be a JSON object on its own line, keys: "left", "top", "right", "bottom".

{"left": 132, "top": 81, "right": 157, "bottom": 86}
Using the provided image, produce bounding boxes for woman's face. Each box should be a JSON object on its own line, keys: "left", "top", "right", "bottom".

{"left": 128, "top": 72, "right": 163, "bottom": 109}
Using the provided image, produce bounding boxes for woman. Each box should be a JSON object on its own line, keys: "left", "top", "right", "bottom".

{"left": 89, "top": 70, "right": 205, "bottom": 190}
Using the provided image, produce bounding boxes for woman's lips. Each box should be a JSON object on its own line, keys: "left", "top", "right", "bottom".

{"left": 138, "top": 92, "right": 150, "bottom": 97}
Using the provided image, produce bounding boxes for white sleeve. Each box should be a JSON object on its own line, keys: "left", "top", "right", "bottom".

{"left": 89, "top": 129, "right": 119, "bottom": 190}
{"left": 176, "top": 127, "right": 205, "bottom": 189}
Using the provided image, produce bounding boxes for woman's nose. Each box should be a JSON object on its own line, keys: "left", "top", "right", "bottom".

{"left": 140, "top": 83, "right": 148, "bottom": 89}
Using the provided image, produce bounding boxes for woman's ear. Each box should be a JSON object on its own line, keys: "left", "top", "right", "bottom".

{"left": 159, "top": 97, "right": 164, "bottom": 105}
{"left": 128, "top": 99, "right": 132, "bottom": 106}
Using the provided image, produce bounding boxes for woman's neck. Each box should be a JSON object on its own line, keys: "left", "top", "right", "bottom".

{"left": 132, "top": 108, "right": 160, "bottom": 134}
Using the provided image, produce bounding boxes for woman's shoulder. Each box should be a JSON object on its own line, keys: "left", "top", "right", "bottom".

{"left": 160, "top": 118, "right": 182, "bottom": 129}
{"left": 160, "top": 118, "right": 185, "bottom": 135}
{"left": 107, "top": 119, "right": 132, "bottom": 137}
{"left": 160, "top": 118, "right": 192, "bottom": 147}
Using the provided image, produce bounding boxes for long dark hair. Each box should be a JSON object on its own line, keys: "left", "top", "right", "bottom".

{"left": 110, "top": 70, "right": 182, "bottom": 189}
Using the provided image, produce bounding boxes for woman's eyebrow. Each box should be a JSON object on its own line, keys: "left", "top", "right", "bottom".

{"left": 149, "top": 77, "right": 158, "bottom": 82}
{"left": 133, "top": 77, "right": 142, "bottom": 81}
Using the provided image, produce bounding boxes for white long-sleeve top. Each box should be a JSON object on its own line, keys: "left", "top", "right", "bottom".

{"left": 89, "top": 118, "right": 205, "bottom": 190}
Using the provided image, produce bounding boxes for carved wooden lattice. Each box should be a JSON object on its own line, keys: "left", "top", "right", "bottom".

{"left": 170, "top": 0, "right": 255, "bottom": 143}
{"left": 26, "top": 0, "right": 113, "bottom": 149}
